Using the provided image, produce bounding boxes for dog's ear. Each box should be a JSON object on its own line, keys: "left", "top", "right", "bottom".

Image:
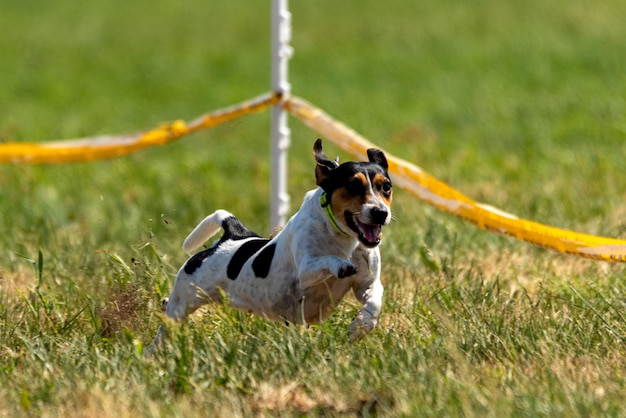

{"left": 313, "top": 138, "right": 339, "bottom": 185}
{"left": 367, "top": 148, "right": 388, "bottom": 171}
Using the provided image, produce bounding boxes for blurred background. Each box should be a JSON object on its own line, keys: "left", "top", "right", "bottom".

{"left": 1, "top": 0, "right": 625, "bottom": 268}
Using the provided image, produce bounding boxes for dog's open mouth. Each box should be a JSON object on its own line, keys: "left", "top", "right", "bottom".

{"left": 346, "top": 213, "right": 382, "bottom": 247}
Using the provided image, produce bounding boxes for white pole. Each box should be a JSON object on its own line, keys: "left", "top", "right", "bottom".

{"left": 270, "top": 0, "right": 293, "bottom": 229}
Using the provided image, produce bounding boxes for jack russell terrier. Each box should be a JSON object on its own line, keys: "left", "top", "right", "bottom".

{"left": 153, "top": 138, "right": 393, "bottom": 344}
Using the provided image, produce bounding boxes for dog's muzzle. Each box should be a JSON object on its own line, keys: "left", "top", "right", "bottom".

{"left": 346, "top": 206, "right": 389, "bottom": 248}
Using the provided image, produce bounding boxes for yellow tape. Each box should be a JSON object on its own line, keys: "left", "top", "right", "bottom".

{"left": 286, "top": 96, "right": 626, "bottom": 262}
{"left": 3, "top": 89, "right": 624, "bottom": 261}
{"left": 0, "top": 92, "right": 281, "bottom": 164}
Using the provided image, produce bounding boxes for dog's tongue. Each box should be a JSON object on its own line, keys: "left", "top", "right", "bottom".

{"left": 358, "top": 222, "right": 381, "bottom": 244}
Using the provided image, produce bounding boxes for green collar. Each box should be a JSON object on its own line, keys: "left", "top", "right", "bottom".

{"left": 320, "top": 192, "right": 351, "bottom": 237}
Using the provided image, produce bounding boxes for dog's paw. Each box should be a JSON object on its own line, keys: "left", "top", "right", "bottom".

{"left": 337, "top": 262, "right": 357, "bottom": 279}
{"left": 161, "top": 297, "right": 169, "bottom": 313}
{"left": 349, "top": 311, "right": 377, "bottom": 340}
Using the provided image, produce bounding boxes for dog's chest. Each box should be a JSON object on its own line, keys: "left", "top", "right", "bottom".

{"left": 299, "top": 278, "right": 354, "bottom": 323}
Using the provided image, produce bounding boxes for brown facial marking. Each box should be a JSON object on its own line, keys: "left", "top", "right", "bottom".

{"left": 372, "top": 173, "right": 393, "bottom": 206}
{"left": 331, "top": 173, "right": 370, "bottom": 226}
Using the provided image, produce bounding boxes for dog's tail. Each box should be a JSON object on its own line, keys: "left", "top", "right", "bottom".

{"left": 182, "top": 209, "right": 235, "bottom": 254}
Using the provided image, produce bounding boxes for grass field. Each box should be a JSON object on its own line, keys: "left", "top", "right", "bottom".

{"left": 1, "top": 0, "right": 626, "bottom": 416}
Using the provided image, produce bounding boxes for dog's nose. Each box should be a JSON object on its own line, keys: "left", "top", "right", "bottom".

{"left": 370, "top": 207, "right": 389, "bottom": 225}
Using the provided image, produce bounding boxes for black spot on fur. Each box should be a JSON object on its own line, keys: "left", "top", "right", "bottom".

{"left": 227, "top": 238, "right": 271, "bottom": 280}
{"left": 184, "top": 247, "right": 217, "bottom": 275}
{"left": 252, "top": 243, "right": 276, "bottom": 278}
{"left": 184, "top": 216, "right": 261, "bottom": 276}
{"left": 221, "top": 216, "right": 261, "bottom": 241}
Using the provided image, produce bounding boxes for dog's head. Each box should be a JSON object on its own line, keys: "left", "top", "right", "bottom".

{"left": 313, "top": 138, "right": 393, "bottom": 248}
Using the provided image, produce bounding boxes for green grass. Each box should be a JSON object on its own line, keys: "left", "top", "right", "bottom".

{"left": 1, "top": 0, "right": 626, "bottom": 416}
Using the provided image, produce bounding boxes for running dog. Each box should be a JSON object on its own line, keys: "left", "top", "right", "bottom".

{"left": 153, "top": 139, "right": 393, "bottom": 344}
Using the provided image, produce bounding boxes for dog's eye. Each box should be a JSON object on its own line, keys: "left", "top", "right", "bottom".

{"left": 345, "top": 178, "right": 365, "bottom": 195}
{"left": 380, "top": 180, "right": 392, "bottom": 196}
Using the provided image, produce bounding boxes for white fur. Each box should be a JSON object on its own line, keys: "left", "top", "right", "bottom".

{"left": 182, "top": 209, "right": 233, "bottom": 253}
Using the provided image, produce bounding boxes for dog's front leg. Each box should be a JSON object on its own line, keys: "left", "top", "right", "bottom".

{"left": 349, "top": 248, "right": 384, "bottom": 339}
{"left": 350, "top": 278, "right": 383, "bottom": 339}
{"left": 297, "top": 254, "right": 357, "bottom": 287}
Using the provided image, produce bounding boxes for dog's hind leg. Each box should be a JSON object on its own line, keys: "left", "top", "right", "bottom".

{"left": 162, "top": 275, "right": 214, "bottom": 321}
{"left": 148, "top": 274, "right": 216, "bottom": 352}
{"left": 148, "top": 292, "right": 210, "bottom": 354}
